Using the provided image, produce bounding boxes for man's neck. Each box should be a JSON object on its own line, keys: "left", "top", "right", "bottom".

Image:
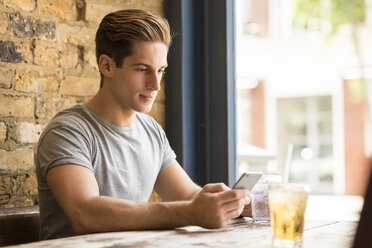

{"left": 86, "top": 90, "right": 135, "bottom": 127}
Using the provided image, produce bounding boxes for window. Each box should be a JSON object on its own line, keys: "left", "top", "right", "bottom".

{"left": 277, "top": 96, "right": 333, "bottom": 194}
{"left": 235, "top": 0, "right": 372, "bottom": 220}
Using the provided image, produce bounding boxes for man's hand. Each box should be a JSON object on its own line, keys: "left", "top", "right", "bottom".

{"left": 185, "top": 183, "right": 250, "bottom": 229}
{"left": 240, "top": 200, "right": 253, "bottom": 217}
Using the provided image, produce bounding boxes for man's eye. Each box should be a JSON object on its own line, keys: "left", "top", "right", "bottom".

{"left": 137, "top": 68, "right": 148, "bottom": 72}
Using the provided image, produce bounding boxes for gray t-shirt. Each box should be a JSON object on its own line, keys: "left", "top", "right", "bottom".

{"left": 35, "top": 103, "right": 176, "bottom": 240}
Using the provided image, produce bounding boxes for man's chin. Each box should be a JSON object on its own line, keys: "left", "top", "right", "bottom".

{"left": 136, "top": 103, "right": 154, "bottom": 114}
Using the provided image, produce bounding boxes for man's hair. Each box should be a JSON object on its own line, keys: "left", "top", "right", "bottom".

{"left": 95, "top": 9, "right": 172, "bottom": 87}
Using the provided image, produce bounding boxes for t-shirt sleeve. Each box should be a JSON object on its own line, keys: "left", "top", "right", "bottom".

{"left": 37, "top": 123, "right": 94, "bottom": 178}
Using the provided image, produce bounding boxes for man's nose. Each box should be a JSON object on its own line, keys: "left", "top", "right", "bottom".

{"left": 147, "top": 71, "right": 162, "bottom": 91}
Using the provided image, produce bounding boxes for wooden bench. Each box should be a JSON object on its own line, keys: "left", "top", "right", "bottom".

{"left": 0, "top": 206, "right": 40, "bottom": 246}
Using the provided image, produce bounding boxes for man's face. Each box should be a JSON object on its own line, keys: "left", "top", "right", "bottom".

{"left": 107, "top": 41, "right": 168, "bottom": 114}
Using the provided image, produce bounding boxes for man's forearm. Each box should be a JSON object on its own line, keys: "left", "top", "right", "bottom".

{"left": 71, "top": 196, "right": 194, "bottom": 234}
{"left": 184, "top": 186, "right": 202, "bottom": 201}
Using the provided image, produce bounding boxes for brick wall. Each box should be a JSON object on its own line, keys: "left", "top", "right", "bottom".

{"left": 0, "top": 0, "right": 166, "bottom": 208}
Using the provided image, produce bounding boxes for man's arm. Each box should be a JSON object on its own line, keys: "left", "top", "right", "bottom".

{"left": 154, "top": 160, "right": 252, "bottom": 217}
{"left": 153, "top": 160, "right": 201, "bottom": 201}
{"left": 47, "top": 164, "right": 249, "bottom": 234}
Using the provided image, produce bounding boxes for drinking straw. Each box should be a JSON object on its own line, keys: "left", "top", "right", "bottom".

{"left": 283, "top": 144, "right": 294, "bottom": 184}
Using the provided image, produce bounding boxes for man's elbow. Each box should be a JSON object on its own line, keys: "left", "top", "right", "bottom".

{"left": 69, "top": 209, "right": 96, "bottom": 235}
{"left": 71, "top": 219, "right": 92, "bottom": 235}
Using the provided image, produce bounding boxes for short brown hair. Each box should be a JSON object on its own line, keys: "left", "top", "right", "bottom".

{"left": 95, "top": 9, "right": 172, "bottom": 87}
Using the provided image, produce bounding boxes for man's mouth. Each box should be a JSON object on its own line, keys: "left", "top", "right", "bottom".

{"left": 139, "top": 94, "right": 155, "bottom": 102}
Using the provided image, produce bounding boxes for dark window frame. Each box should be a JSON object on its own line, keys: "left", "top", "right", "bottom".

{"left": 165, "top": 0, "right": 237, "bottom": 186}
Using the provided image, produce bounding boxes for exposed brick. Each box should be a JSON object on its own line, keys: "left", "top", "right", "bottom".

{"left": 9, "top": 13, "right": 56, "bottom": 40}
{"left": 14, "top": 70, "right": 38, "bottom": 92}
{"left": 14, "top": 121, "right": 43, "bottom": 143}
{"left": 84, "top": 3, "right": 118, "bottom": 23}
{"left": 0, "top": 95, "right": 34, "bottom": 118}
{"left": 84, "top": 49, "right": 98, "bottom": 71}
{"left": 39, "top": 0, "right": 76, "bottom": 21}
{"left": 0, "top": 148, "right": 34, "bottom": 172}
{"left": 0, "top": 176, "right": 11, "bottom": 196}
{"left": 34, "top": 46, "right": 58, "bottom": 67}
{"left": 0, "top": 13, "right": 8, "bottom": 34}
{"left": 0, "top": 40, "right": 31, "bottom": 63}
{"left": 58, "top": 23, "right": 95, "bottom": 47}
{"left": 0, "top": 40, "right": 23, "bottom": 63}
{"left": 76, "top": 0, "right": 85, "bottom": 20}
{"left": 0, "top": 67, "right": 13, "bottom": 89}
{"left": 0, "top": 122, "right": 6, "bottom": 142}
{"left": 139, "top": 0, "right": 164, "bottom": 16}
{"left": 4, "top": 0, "right": 35, "bottom": 12}
{"left": 37, "top": 74, "right": 59, "bottom": 93}
{"left": 14, "top": 70, "right": 59, "bottom": 93}
{"left": 84, "top": 2, "right": 163, "bottom": 23}
{"left": 12, "top": 173, "right": 37, "bottom": 198}
{"left": 0, "top": 195, "right": 10, "bottom": 205}
{"left": 36, "top": 97, "right": 79, "bottom": 119}
{"left": 7, "top": 196, "right": 35, "bottom": 207}
{"left": 58, "top": 49, "right": 78, "bottom": 69}
{"left": 0, "top": 176, "right": 11, "bottom": 205}
{"left": 17, "top": 42, "right": 32, "bottom": 63}
{"left": 0, "top": 173, "right": 37, "bottom": 207}
{"left": 61, "top": 76, "right": 99, "bottom": 97}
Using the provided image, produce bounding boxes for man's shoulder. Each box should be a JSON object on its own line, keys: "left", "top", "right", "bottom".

{"left": 39, "top": 103, "right": 95, "bottom": 141}
{"left": 48, "top": 103, "right": 88, "bottom": 127}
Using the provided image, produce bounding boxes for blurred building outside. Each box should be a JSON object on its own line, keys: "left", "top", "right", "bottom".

{"left": 235, "top": 0, "right": 372, "bottom": 199}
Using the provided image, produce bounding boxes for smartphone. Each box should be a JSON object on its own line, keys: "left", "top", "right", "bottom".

{"left": 233, "top": 172, "right": 263, "bottom": 190}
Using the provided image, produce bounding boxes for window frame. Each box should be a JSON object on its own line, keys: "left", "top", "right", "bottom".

{"left": 165, "top": 0, "right": 237, "bottom": 186}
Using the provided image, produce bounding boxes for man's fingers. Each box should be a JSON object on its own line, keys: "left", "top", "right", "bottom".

{"left": 241, "top": 205, "right": 252, "bottom": 217}
{"left": 225, "top": 204, "right": 245, "bottom": 220}
{"left": 218, "top": 188, "right": 250, "bottom": 203}
{"left": 203, "top": 183, "right": 230, "bottom": 193}
{"left": 221, "top": 196, "right": 249, "bottom": 213}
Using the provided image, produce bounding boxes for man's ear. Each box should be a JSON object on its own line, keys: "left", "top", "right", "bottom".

{"left": 98, "top": 54, "right": 114, "bottom": 79}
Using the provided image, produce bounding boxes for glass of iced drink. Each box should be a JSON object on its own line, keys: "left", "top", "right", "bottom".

{"left": 268, "top": 184, "right": 310, "bottom": 248}
{"left": 251, "top": 175, "right": 281, "bottom": 223}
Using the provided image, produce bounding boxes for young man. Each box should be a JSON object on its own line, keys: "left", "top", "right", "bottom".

{"left": 35, "top": 9, "right": 250, "bottom": 240}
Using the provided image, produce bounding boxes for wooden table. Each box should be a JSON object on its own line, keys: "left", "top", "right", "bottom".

{"left": 5, "top": 218, "right": 357, "bottom": 248}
